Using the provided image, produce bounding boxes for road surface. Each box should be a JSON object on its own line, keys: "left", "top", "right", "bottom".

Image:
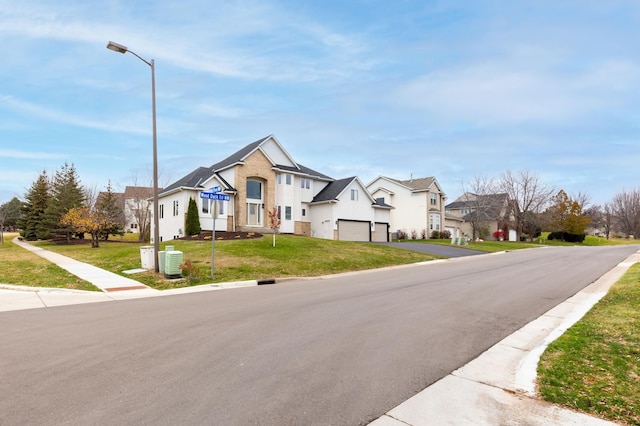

{"left": 1, "top": 245, "right": 636, "bottom": 425}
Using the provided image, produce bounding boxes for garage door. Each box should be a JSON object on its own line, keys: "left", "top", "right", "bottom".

{"left": 373, "top": 222, "right": 389, "bottom": 242}
{"left": 337, "top": 220, "right": 370, "bottom": 242}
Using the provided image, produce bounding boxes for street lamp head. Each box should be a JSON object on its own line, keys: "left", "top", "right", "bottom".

{"left": 107, "top": 41, "right": 128, "bottom": 54}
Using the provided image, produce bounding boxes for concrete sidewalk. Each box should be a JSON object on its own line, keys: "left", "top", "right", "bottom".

{"left": 2, "top": 238, "right": 638, "bottom": 424}
{"left": 1, "top": 238, "right": 258, "bottom": 311}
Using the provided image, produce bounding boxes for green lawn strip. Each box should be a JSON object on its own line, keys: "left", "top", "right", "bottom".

{"left": 537, "top": 263, "right": 640, "bottom": 425}
{"left": 398, "top": 238, "right": 541, "bottom": 253}
{"left": 35, "top": 235, "right": 437, "bottom": 290}
{"left": 0, "top": 235, "right": 100, "bottom": 292}
{"left": 399, "top": 235, "right": 632, "bottom": 253}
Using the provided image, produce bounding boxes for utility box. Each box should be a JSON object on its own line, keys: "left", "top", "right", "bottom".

{"left": 164, "top": 250, "right": 183, "bottom": 279}
{"left": 158, "top": 251, "right": 166, "bottom": 275}
{"left": 140, "top": 246, "right": 155, "bottom": 270}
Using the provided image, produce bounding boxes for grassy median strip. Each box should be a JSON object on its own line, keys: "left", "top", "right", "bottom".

{"left": 0, "top": 234, "right": 100, "bottom": 292}
{"left": 537, "top": 263, "right": 640, "bottom": 424}
{"left": 32, "top": 235, "right": 438, "bottom": 290}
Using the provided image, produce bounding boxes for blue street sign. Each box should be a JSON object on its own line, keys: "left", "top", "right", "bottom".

{"left": 208, "top": 186, "right": 221, "bottom": 193}
{"left": 200, "top": 192, "right": 229, "bottom": 201}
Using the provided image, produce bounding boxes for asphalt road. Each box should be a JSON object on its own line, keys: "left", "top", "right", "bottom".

{"left": 1, "top": 245, "right": 637, "bottom": 425}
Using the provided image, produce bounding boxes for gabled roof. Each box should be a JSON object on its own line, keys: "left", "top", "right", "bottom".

{"left": 123, "top": 186, "right": 155, "bottom": 199}
{"left": 311, "top": 176, "right": 379, "bottom": 206}
{"left": 274, "top": 164, "right": 333, "bottom": 181}
{"left": 446, "top": 193, "right": 511, "bottom": 221}
{"left": 312, "top": 177, "right": 354, "bottom": 203}
{"left": 368, "top": 175, "right": 443, "bottom": 194}
{"left": 160, "top": 135, "right": 333, "bottom": 196}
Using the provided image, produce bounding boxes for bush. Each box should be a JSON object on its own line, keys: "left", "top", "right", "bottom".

{"left": 397, "top": 229, "right": 408, "bottom": 240}
{"left": 440, "top": 230, "right": 451, "bottom": 239}
{"left": 548, "top": 231, "right": 586, "bottom": 243}
{"left": 410, "top": 229, "right": 418, "bottom": 240}
{"left": 431, "top": 230, "right": 440, "bottom": 239}
{"left": 421, "top": 228, "right": 427, "bottom": 239}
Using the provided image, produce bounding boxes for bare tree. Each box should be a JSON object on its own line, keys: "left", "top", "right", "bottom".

{"left": 571, "top": 191, "right": 591, "bottom": 211}
{"left": 499, "top": 169, "right": 555, "bottom": 240}
{"left": 610, "top": 188, "right": 640, "bottom": 239}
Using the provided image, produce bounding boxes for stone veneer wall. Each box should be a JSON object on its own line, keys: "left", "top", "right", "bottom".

{"left": 295, "top": 221, "right": 311, "bottom": 236}
{"left": 234, "top": 150, "right": 276, "bottom": 230}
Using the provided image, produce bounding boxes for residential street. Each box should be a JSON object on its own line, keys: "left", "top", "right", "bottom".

{"left": 1, "top": 245, "right": 637, "bottom": 425}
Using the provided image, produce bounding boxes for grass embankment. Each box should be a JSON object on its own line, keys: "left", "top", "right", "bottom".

{"left": 0, "top": 233, "right": 100, "bottom": 291}
{"left": 538, "top": 263, "right": 640, "bottom": 424}
{"left": 401, "top": 234, "right": 635, "bottom": 253}
{"left": 32, "top": 234, "right": 437, "bottom": 290}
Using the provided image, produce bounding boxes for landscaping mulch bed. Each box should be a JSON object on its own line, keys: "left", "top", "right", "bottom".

{"left": 179, "top": 231, "right": 263, "bottom": 241}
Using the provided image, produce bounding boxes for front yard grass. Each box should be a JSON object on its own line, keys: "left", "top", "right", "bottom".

{"left": 0, "top": 233, "right": 100, "bottom": 291}
{"left": 31, "top": 234, "right": 438, "bottom": 290}
{"left": 537, "top": 263, "right": 640, "bottom": 424}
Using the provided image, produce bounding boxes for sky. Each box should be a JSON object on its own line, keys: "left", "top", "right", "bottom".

{"left": 1, "top": 1, "right": 639, "bottom": 207}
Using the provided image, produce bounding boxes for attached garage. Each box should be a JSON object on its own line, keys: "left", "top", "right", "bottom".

{"left": 337, "top": 219, "right": 371, "bottom": 242}
{"left": 373, "top": 222, "right": 389, "bottom": 242}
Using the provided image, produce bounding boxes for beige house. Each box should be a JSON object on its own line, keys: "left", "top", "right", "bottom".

{"left": 445, "top": 192, "right": 515, "bottom": 240}
{"left": 367, "top": 176, "right": 446, "bottom": 239}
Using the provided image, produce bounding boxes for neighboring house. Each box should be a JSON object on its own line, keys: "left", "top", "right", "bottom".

{"left": 122, "top": 186, "right": 155, "bottom": 235}
{"left": 445, "top": 192, "right": 515, "bottom": 240}
{"left": 155, "top": 135, "right": 392, "bottom": 243}
{"left": 366, "top": 176, "right": 446, "bottom": 238}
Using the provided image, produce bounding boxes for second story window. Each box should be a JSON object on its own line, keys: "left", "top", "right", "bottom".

{"left": 351, "top": 189, "right": 358, "bottom": 201}
{"left": 173, "top": 200, "right": 179, "bottom": 216}
{"left": 286, "top": 174, "right": 292, "bottom": 185}
{"left": 430, "top": 193, "right": 437, "bottom": 205}
{"left": 300, "top": 178, "right": 310, "bottom": 189}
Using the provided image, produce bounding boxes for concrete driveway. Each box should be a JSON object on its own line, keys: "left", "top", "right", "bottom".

{"left": 377, "top": 241, "right": 486, "bottom": 257}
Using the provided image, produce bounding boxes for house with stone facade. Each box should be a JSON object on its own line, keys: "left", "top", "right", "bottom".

{"left": 444, "top": 192, "right": 515, "bottom": 240}
{"left": 366, "top": 176, "right": 446, "bottom": 238}
{"left": 154, "top": 135, "right": 391, "bottom": 243}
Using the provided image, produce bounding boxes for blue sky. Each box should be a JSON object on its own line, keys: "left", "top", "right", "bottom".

{"left": 1, "top": 1, "right": 639, "bottom": 206}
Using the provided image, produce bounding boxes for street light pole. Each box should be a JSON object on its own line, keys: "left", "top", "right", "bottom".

{"left": 107, "top": 40, "right": 161, "bottom": 273}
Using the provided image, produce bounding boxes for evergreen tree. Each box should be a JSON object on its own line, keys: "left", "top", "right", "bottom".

{"left": 185, "top": 197, "right": 201, "bottom": 236}
{"left": 0, "top": 197, "right": 23, "bottom": 231}
{"left": 96, "top": 181, "right": 124, "bottom": 240}
{"left": 40, "top": 162, "right": 85, "bottom": 240}
{"left": 18, "top": 171, "right": 50, "bottom": 240}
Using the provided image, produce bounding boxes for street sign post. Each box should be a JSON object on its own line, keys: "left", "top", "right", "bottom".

{"left": 199, "top": 188, "right": 230, "bottom": 278}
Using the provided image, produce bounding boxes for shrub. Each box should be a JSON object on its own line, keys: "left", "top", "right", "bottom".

{"left": 410, "top": 229, "right": 418, "bottom": 240}
{"left": 397, "top": 229, "right": 408, "bottom": 240}
{"left": 430, "top": 230, "right": 440, "bottom": 239}
{"left": 421, "top": 228, "right": 427, "bottom": 239}
{"left": 440, "top": 230, "right": 451, "bottom": 239}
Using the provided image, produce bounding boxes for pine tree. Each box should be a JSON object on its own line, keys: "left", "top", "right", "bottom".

{"left": 40, "top": 162, "right": 85, "bottom": 240}
{"left": 96, "top": 181, "right": 124, "bottom": 240}
{"left": 18, "top": 171, "right": 50, "bottom": 240}
{"left": 185, "top": 197, "right": 201, "bottom": 236}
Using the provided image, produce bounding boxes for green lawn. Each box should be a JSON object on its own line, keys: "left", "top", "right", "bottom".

{"left": 0, "top": 233, "right": 100, "bottom": 291}
{"left": 537, "top": 263, "right": 640, "bottom": 424}
{"left": 30, "top": 234, "right": 438, "bottom": 290}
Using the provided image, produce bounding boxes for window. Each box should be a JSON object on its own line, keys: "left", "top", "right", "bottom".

{"left": 430, "top": 213, "right": 441, "bottom": 231}
{"left": 285, "top": 174, "right": 292, "bottom": 185}
{"left": 301, "top": 178, "right": 310, "bottom": 189}
{"left": 277, "top": 205, "right": 282, "bottom": 219}
{"left": 285, "top": 206, "right": 292, "bottom": 220}
{"left": 173, "top": 200, "right": 179, "bottom": 216}
{"left": 277, "top": 173, "right": 282, "bottom": 184}
{"left": 302, "top": 208, "right": 306, "bottom": 217}
{"left": 351, "top": 189, "right": 358, "bottom": 201}
{"left": 202, "top": 199, "right": 209, "bottom": 214}
{"left": 430, "top": 193, "right": 437, "bottom": 205}
{"left": 247, "top": 180, "right": 262, "bottom": 200}
{"left": 159, "top": 204, "right": 164, "bottom": 219}
{"left": 218, "top": 200, "right": 224, "bottom": 216}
